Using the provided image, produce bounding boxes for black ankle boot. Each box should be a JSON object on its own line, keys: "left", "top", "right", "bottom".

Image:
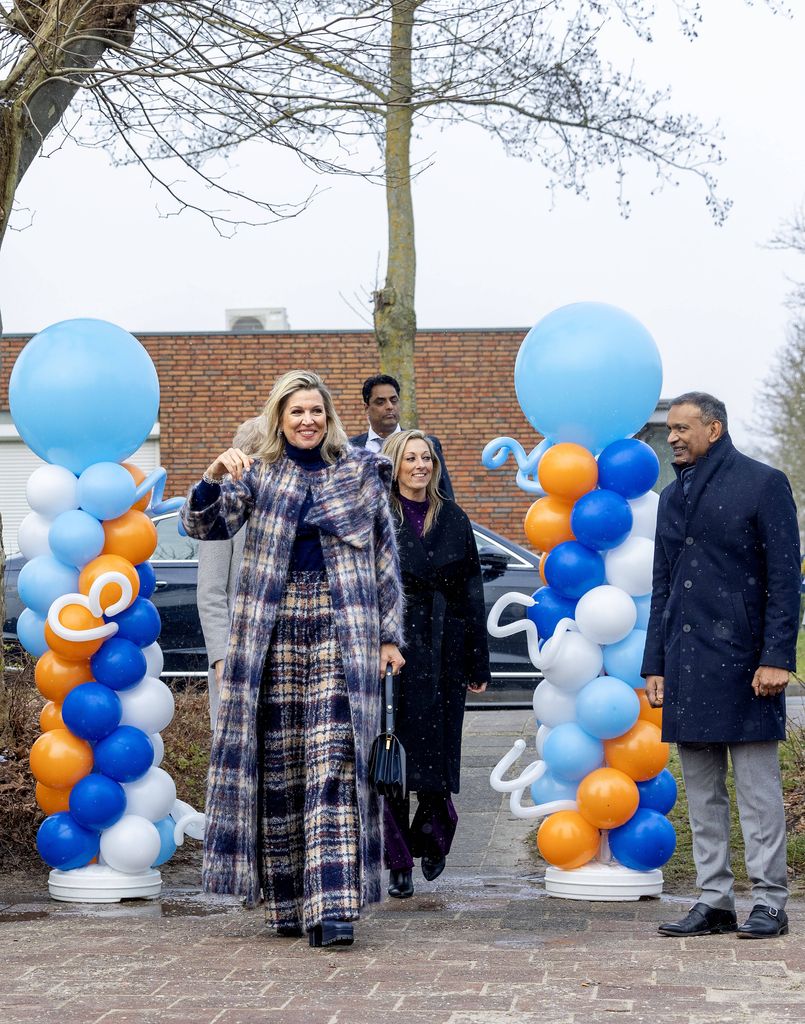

{"left": 421, "top": 855, "right": 446, "bottom": 881}
{"left": 388, "top": 869, "right": 414, "bottom": 899}
{"left": 276, "top": 924, "right": 304, "bottom": 938}
{"left": 308, "top": 921, "right": 354, "bottom": 947}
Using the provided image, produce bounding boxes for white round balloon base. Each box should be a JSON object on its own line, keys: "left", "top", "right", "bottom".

{"left": 545, "top": 863, "right": 663, "bottom": 901}
{"left": 48, "top": 865, "right": 162, "bottom": 903}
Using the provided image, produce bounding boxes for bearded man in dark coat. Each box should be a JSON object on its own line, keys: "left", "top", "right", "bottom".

{"left": 643, "top": 392, "right": 800, "bottom": 940}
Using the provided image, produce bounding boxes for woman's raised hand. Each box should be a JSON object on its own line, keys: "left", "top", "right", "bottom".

{"left": 204, "top": 448, "right": 253, "bottom": 483}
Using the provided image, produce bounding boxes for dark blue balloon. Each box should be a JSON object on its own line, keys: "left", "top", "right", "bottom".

{"left": 36, "top": 812, "right": 99, "bottom": 870}
{"left": 570, "top": 489, "right": 633, "bottom": 551}
{"left": 597, "top": 438, "right": 660, "bottom": 499}
{"left": 93, "top": 725, "right": 154, "bottom": 783}
{"left": 107, "top": 597, "right": 161, "bottom": 647}
{"left": 62, "top": 682, "right": 122, "bottom": 741}
{"left": 544, "top": 541, "right": 605, "bottom": 600}
{"left": 636, "top": 769, "right": 678, "bottom": 815}
{"left": 526, "top": 587, "right": 577, "bottom": 640}
{"left": 609, "top": 807, "right": 677, "bottom": 871}
{"left": 135, "top": 561, "right": 157, "bottom": 599}
{"left": 91, "top": 637, "right": 147, "bottom": 690}
{"left": 69, "top": 774, "right": 127, "bottom": 831}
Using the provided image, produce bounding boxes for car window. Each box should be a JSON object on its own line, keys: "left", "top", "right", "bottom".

{"left": 153, "top": 514, "right": 199, "bottom": 561}
{"left": 473, "top": 530, "right": 530, "bottom": 568}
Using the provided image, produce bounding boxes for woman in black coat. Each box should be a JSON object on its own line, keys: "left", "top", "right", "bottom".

{"left": 381, "top": 429, "right": 491, "bottom": 898}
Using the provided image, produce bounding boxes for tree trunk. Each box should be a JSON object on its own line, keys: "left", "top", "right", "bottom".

{"left": 0, "top": 515, "right": 8, "bottom": 748}
{"left": 374, "top": 1, "right": 419, "bottom": 428}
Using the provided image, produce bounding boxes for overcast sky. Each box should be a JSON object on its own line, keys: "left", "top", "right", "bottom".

{"left": 2, "top": 2, "right": 804, "bottom": 450}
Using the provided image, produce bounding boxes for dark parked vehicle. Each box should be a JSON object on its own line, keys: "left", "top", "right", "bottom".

{"left": 3, "top": 513, "right": 542, "bottom": 704}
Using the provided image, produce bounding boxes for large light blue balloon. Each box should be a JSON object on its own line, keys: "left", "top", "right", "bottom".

{"left": 514, "top": 303, "right": 663, "bottom": 453}
{"left": 17, "top": 608, "right": 48, "bottom": 657}
{"left": 531, "top": 770, "right": 578, "bottom": 806}
{"left": 543, "top": 723, "right": 604, "bottom": 783}
{"left": 49, "top": 510, "right": 105, "bottom": 568}
{"left": 9, "top": 319, "right": 159, "bottom": 474}
{"left": 77, "top": 462, "right": 137, "bottom": 520}
{"left": 575, "top": 675, "right": 640, "bottom": 740}
{"left": 17, "top": 554, "right": 80, "bottom": 617}
{"left": 603, "top": 629, "right": 648, "bottom": 689}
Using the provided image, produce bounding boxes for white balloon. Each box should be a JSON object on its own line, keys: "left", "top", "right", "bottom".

{"left": 575, "top": 585, "right": 637, "bottom": 646}
{"left": 532, "top": 680, "right": 577, "bottom": 728}
{"left": 122, "top": 767, "right": 177, "bottom": 821}
{"left": 118, "top": 676, "right": 175, "bottom": 734}
{"left": 143, "top": 642, "right": 164, "bottom": 678}
{"left": 17, "top": 511, "right": 53, "bottom": 559}
{"left": 100, "top": 815, "right": 162, "bottom": 874}
{"left": 629, "top": 491, "right": 659, "bottom": 540}
{"left": 605, "top": 536, "right": 655, "bottom": 596}
{"left": 539, "top": 629, "right": 604, "bottom": 692}
{"left": 26, "top": 465, "right": 79, "bottom": 518}
{"left": 535, "top": 723, "right": 552, "bottom": 758}
{"left": 150, "top": 732, "right": 165, "bottom": 767}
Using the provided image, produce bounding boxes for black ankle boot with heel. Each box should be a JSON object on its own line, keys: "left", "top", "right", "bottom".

{"left": 308, "top": 921, "right": 355, "bottom": 947}
{"left": 388, "top": 869, "right": 414, "bottom": 899}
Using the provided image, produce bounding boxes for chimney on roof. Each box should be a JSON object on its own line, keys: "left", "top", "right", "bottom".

{"left": 226, "top": 307, "right": 290, "bottom": 332}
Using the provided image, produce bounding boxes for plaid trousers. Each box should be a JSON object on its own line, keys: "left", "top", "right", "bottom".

{"left": 258, "top": 572, "right": 361, "bottom": 930}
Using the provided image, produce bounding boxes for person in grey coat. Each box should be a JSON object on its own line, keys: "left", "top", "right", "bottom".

{"left": 196, "top": 417, "right": 264, "bottom": 727}
{"left": 644, "top": 393, "right": 800, "bottom": 940}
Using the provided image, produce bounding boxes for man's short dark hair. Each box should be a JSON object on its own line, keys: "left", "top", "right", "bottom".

{"left": 362, "top": 374, "right": 401, "bottom": 405}
{"left": 669, "top": 391, "right": 728, "bottom": 433}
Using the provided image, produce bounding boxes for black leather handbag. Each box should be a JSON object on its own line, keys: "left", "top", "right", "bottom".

{"left": 368, "top": 664, "right": 407, "bottom": 800}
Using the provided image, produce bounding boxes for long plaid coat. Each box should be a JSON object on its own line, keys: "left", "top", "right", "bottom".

{"left": 181, "top": 446, "right": 404, "bottom": 907}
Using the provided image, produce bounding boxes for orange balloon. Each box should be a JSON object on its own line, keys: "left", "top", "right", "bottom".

{"left": 79, "top": 554, "right": 140, "bottom": 610}
{"left": 44, "top": 605, "right": 106, "bottom": 661}
{"left": 29, "top": 729, "right": 93, "bottom": 790}
{"left": 539, "top": 552, "right": 548, "bottom": 586}
{"left": 635, "top": 688, "right": 663, "bottom": 729}
{"left": 604, "top": 720, "right": 669, "bottom": 782}
{"left": 576, "top": 767, "right": 640, "bottom": 830}
{"left": 537, "top": 443, "right": 599, "bottom": 501}
{"left": 35, "top": 652, "right": 93, "bottom": 702}
{"left": 35, "top": 782, "right": 72, "bottom": 815}
{"left": 123, "top": 462, "right": 151, "bottom": 512}
{"left": 102, "top": 509, "right": 157, "bottom": 565}
{"left": 537, "top": 810, "right": 600, "bottom": 870}
{"left": 523, "top": 496, "right": 575, "bottom": 553}
{"left": 39, "top": 701, "right": 65, "bottom": 732}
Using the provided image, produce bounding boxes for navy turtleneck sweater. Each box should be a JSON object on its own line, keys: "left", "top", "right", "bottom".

{"left": 285, "top": 440, "right": 326, "bottom": 572}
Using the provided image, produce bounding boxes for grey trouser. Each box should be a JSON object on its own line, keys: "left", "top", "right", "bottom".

{"left": 678, "top": 741, "right": 788, "bottom": 912}
{"left": 207, "top": 667, "right": 220, "bottom": 729}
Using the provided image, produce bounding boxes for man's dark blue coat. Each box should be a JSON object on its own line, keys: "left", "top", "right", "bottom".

{"left": 641, "top": 434, "right": 800, "bottom": 743}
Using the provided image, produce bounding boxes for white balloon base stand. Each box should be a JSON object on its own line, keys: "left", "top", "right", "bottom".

{"left": 545, "top": 862, "right": 663, "bottom": 901}
{"left": 48, "top": 864, "right": 162, "bottom": 903}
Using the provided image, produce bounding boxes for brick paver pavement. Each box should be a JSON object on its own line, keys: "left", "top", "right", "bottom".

{"left": 2, "top": 710, "right": 803, "bottom": 1024}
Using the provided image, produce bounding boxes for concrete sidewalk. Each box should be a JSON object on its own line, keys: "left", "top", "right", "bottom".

{"left": 1, "top": 710, "right": 803, "bottom": 1024}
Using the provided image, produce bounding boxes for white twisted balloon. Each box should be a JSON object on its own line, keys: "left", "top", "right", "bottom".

{"left": 486, "top": 592, "right": 541, "bottom": 668}
{"left": 47, "top": 570, "right": 134, "bottom": 642}
{"left": 490, "top": 739, "right": 578, "bottom": 819}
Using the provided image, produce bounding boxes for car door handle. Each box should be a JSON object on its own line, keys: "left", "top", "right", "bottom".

{"left": 154, "top": 581, "right": 168, "bottom": 590}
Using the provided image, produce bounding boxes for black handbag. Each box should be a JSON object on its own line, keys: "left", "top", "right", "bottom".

{"left": 368, "top": 664, "right": 407, "bottom": 800}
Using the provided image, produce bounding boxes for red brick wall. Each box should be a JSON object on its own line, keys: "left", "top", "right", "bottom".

{"left": 1, "top": 330, "right": 538, "bottom": 545}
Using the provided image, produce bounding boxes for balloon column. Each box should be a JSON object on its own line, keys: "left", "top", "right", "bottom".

{"left": 10, "top": 319, "right": 204, "bottom": 902}
{"left": 486, "top": 303, "right": 677, "bottom": 901}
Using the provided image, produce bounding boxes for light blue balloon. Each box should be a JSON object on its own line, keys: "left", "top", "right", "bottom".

{"left": 575, "top": 675, "right": 641, "bottom": 740}
{"left": 152, "top": 816, "right": 177, "bottom": 867}
{"left": 8, "top": 319, "right": 159, "bottom": 474}
{"left": 603, "top": 629, "right": 648, "bottom": 689}
{"left": 634, "top": 595, "right": 651, "bottom": 631}
{"left": 514, "top": 303, "right": 663, "bottom": 453}
{"left": 77, "top": 462, "right": 137, "bottom": 521}
{"left": 49, "top": 509, "right": 105, "bottom": 568}
{"left": 17, "top": 608, "right": 48, "bottom": 657}
{"left": 543, "top": 723, "right": 604, "bottom": 783}
{"left": 531, "top": 770, "right": 577, "bottom": 805}
{"left": 17, "top": 554, "right": 80, "bottom": 617}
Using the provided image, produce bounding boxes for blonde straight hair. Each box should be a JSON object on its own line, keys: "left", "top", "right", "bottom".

{"left": 256, "top": 370, "right": 349, "bottom": 465}
{"left": 383, "top": 429, "right": 444, "bottom": 536}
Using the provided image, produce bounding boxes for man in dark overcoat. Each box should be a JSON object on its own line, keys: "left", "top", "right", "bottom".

{"left": 643, "top": 392, "right": 800, "bottom": 940}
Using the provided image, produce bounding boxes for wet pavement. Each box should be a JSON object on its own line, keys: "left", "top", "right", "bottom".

{"left": 1, "top": 709, "right": 804, "bottom": 1024}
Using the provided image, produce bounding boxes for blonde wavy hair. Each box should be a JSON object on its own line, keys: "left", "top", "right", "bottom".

{"left": 383, "top": 429, "right": 444, "bottom": 536}
{"left": 256, "top": 370, "right": 349, "bottom": 465}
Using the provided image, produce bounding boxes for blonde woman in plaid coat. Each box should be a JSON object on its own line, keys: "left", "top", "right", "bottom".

{"left": 181, "top": 370, "right": 405, "bottom": 948}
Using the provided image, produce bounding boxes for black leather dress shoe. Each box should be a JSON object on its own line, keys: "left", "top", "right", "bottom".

{"left": 657, "top": 902, "right": 738, "bottom": 937}
{"left": 737, "top": 904, "right": 789, "bottom": 939}
{"left": 421, "top": 855, "right": 446, "bottom": 881}
{"left": 308, "top": 921, "right": 355, "bottom": 947}
{"left": 388, "top": 868, "right": 414, "bottom": 899}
